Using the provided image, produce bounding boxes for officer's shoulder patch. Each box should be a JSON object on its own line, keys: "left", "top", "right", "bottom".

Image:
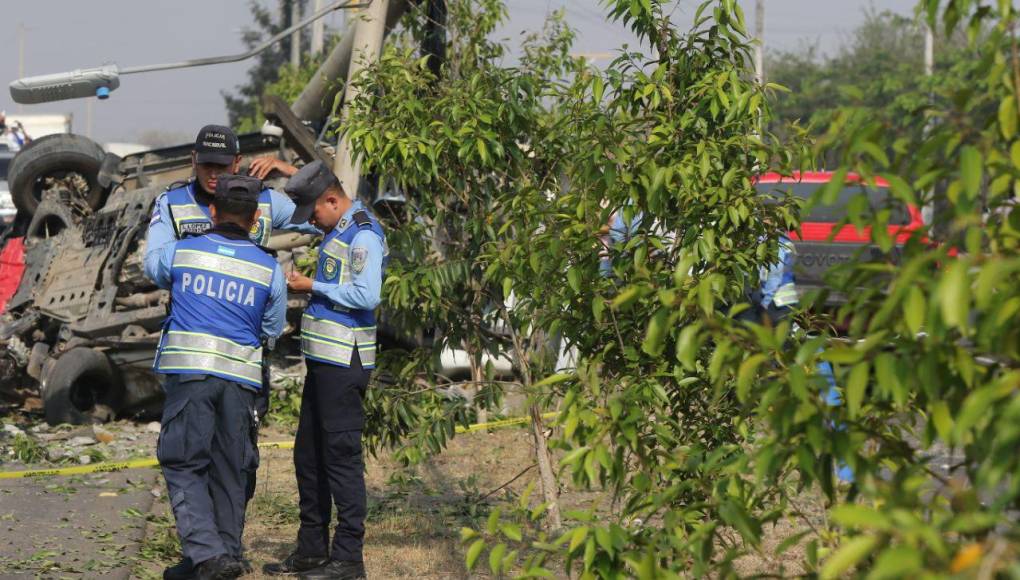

{"left": 352, "top": 210, "right": 372, "bottom": 228}
{"left": 351, "top": 246, "right": 369, "bottom": 273}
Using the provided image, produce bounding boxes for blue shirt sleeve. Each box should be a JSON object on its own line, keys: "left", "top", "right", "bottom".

{"left": 311, "top": 230, "right": 383, "bottom": 310}
{"left": 144, "top": 194, "right": 178, "bottom": 285}
{"left": 760, "top": 237, "right": 794, "bottom": 308}
{"left": 268, "top": 189, "right": 322, "bottom": 235}
{"left": 262, "top": 265, "right": 287, "bottom": 338}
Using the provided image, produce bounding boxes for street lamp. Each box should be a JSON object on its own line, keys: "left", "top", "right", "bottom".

{"left": 9, "top": 0, "right": 369, "bottom": 105}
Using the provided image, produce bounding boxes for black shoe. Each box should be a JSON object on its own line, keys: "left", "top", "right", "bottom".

{"left": 194, "top": 554, "right": 243, "bottom": 580}
{"left": 263, "top": 552, "right": 330, "bottom": 576}
{"left": 299, "top": 560, "right": 366, "bottom": 580}
{"left": 236, "top": 557, "right": 253, "bottom": 575}
{"left": 164, "top": 558, "right": 195, "bottom": 580}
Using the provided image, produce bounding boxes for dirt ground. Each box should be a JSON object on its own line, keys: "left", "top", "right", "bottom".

{"left": 134, "top": 425, "right": 546, "bottom": 579}
{"left": 2, "top": 415, "right": 820, "bottom": 579}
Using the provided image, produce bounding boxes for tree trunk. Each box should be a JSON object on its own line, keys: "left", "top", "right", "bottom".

{"left": 529, "top": 403, "right": 562, "bottom": 531}
{"left": 470, "top": 352, "right": 488, "bottom": 425}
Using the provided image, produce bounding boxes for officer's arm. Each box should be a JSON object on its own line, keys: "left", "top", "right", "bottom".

{"left": 262, "top": 266, "right": 287, "bottom": 339}
{"left": 312, "top": 231, "right": 383, "bottom": 310}
{"left": 144, "top": 195, "right": 177, "bottom": 285}
{"left": 759, "top": 239, "right": 792, "bottom": 308}
{"left": 268, "top": 189, "right": 322, "bottom": 235}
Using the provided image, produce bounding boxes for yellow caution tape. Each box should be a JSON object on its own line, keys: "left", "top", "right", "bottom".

{"left": 0, "top": 412, "right": 557, "bottom": 480}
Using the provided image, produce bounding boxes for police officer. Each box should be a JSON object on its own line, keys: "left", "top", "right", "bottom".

{"left": 263, "top": 161, "right": 385, "bottom": 580}
{"left": 747, "top": 233, "right": 852, "bottom": 482}
{"left": 149, "top": 175, "right": 287, "bottom": 580}
{"left": 144, "top": 124, "right": 317, "bottom": 281}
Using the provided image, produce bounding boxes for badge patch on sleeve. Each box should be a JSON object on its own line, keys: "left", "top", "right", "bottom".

{"left": 351, "top": 247, "right": 369, "bottom": 273}
{"left": 149, "top": 206, "right": 161, "bottom": 226}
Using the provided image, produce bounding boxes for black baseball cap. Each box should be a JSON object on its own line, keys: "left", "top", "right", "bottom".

{"left": 284, "top": 160, "right": 341, "bottom": 224}
{"left": 194, "top": 124, "right": 240, "bottom": 165}
{"left": 214, "top": 175, "right": 262, "bottom": 204}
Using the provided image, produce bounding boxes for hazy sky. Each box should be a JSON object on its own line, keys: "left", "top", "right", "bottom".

{"left": 1, "top": 0, "right": 918, "bottom": 144}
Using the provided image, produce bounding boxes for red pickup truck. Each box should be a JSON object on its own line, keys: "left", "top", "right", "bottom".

{"left": 754, "top": 171, "right": 925, "bottom": 303}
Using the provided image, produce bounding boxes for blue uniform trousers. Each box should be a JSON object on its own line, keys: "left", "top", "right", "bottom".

{"left": 294, "top": 353, "right": 370, "bottom": 563}
{"left": 157, "top": 374, "right": 259, "bottom": 565}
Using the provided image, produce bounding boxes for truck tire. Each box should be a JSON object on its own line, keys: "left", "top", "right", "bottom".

{"left": 7, "top": 134, "right": 107, "bottom": 218}
{"left": 42, "top": 348, "right": 125, "bottom": 425}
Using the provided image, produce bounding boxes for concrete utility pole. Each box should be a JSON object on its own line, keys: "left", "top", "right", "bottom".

{"left": 754, "top": 0, "right": 764, "bottom": 85}
{"left": 311, "top": 0, "right": 326, "bottom": 56}
{"left": 924, "top": 22, "right": 934, "bottom": 77}
{"left": 290, "top": 0, "right": 303, "bottom": 67}
{"left": 333, "top": 0, "right": 390, "bottom": 197}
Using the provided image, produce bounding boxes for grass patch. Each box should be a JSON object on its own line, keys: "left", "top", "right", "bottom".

{"left": 9, "top": 434, "right": 46, "bottom": 463}
{"left": 248, "top": 489, "right": 300, "bottom": 527}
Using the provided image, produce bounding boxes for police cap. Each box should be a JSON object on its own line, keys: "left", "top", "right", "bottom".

{"left": 194, "top": 124, "right": 240, "bottom": 165}
{"left": 284, "top": 160, "right": 341, "bottom": 224}
{"left": 215, "top": 174, "right": 262, "bottom": 203}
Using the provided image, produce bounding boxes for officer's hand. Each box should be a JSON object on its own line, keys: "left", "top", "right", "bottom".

{"left": 249, "top": 157, "right": 298, "bottom": 180}
{"left": 287, "top": 271, "right": 313, "bottom": 293}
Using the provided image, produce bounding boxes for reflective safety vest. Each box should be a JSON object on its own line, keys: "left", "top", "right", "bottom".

{"left": 154, "top": 233, "right": 279, "bottom": 389}
{"left": 301, "top": 207, "right": 386, "bottom": 369}
{"left": 165, "top": 182, "right": 274, "bottom": 246}
{"left": 765, "top": 236, "right": 799, "bottom": 308}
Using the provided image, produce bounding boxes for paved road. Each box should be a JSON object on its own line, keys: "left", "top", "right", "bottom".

{"left": 0, "top": 468, "right": 161, "bottom": 578}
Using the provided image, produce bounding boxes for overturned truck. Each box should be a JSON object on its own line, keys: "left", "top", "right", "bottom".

{"left": 0, "top": 0, "right": 419, "bottom": 424}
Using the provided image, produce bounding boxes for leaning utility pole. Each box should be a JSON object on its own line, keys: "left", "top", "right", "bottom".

{"left": 333, "top": 0, "right": 390, "bottom": 196}
{"left": 754, "top": 0, "right": 764, "bottom": 86}
{"left": 290, "top": 0, "right": 303, "bottom": 67}
{"left": 311, "top": 0, "right": 326, "bottom": 56}
{"left": 924, "top": 22, "right": 934, "bottom": 77}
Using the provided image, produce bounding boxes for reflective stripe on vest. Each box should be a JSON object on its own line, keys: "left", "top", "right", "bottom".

{"left": 162, "top": 330, "right": 262, "bottom": 365}
{"left": 300, "top": 314, "right": 376, "bottom": 367}
{"left": 168, "top": 186, "right": 273, "bottom": 245}
{"left": 772, "top": 283, "right": 799, "bottom": 308}
{"left": 173, "top": 249, "right": 274, "bottom": 287}
{"left": 156, "top": 351, "right": 262, "bottom": 386}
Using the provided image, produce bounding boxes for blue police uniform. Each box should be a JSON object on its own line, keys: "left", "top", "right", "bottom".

{"left": 293, "top": 200, "right": 386, "bottom": 567}
{"left": 144, "top": 180, "right": 320, "bottom": 282}
{"left": 756, "top": 236, "right": 853, "bottom": 483}
{"left": 150, "top": 224, "right": 286, "bottom": 569}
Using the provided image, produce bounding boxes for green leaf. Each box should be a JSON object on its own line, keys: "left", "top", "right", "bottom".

{"left": 999, "top": 96, "right": 1017, "bottom": 139}
{"left": 737, "top": 354, "right": 767, "bottom": 402}
{"left": 830, "top": 505, "right": 891, "bottom": 531}
{"left": 568, "top": 267, "right": 581, "bottom": 293}
{"left": 719, "top": 500, "right": 761, "bottom": 546}
{"left": 466, "top": 539, "right": 485, "bottom": 570}
{"left": 931, "top": 401, "right": 953, "bottom": 444}
{"left": 960, "top": 146, "right": 982, "bottom": 199}
{"left": 904, "top": 286, "right": 925, "bottom": 335}
{"left": 501, "top": 522, "right": 522, "bottom": 542}
{"left": 674, "top": 323, "right": 701, "bottom": 371}
{"left": 641, "top": 308, "right": 670, "bottom": 357}
{"left": 846, "top": 361, "right": 869, "bottom": 418}
{"left": 938, "top": 259, "right": 970, "bottom": 329}
{"left": 820, "top": 535, "right": 880, "bottom": 580}
{"left": 869, "top": 545, "right": 922, "bottom": 580}
{"left": 489, "top": 543, "right": 507, "bottom": 575}
{"left": 569, "top": 526, "right": 589, "bottom": 552}
{"left": 460, "top": 527, "right": 478, "bottom": 542}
